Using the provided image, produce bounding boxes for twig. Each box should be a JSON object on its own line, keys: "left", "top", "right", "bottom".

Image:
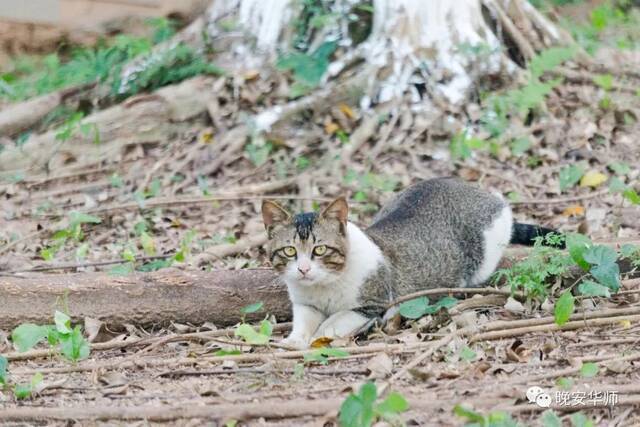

{"left": 500, "top": 396, "right": 640, "bottom": 415}
{"left": 469, "top": 314, "right": 640, "bottom": 343}
{"left": 340, "top": 112, "right": 385, "bottom": 165}
{"left": 10, "top": 340, "right": 436, "bottom": 376}
{"left": 7, "top": 255, "right": 171, "bottom": 274}
{"left": 381, "top": 327, "right": 469, "bottom": 390}
{"left": 0, "top": 398, "right": 345, "bottom": 422}
{"left": 507, "top": 351, "right": 640, "bottom": 384}
{"left": 512, "top": 189, "right": 609, "bottom": 205}
{"left": 386, "top": 287, "right": 522, "bottom": 309}
{"left": 87, "top": 177, "right": 298, "bottom": 215}
{"left": 193, "top": 233, "right": 267, "bottom": 266}
{"left": 297, "top": 174, "right": 313, "bottom": 212}
{"left": 158, "top": 366, "right": 369, "bottom": 378}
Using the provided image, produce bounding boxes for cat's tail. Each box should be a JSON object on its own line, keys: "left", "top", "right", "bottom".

{"left": 510, "top": 223, "right": 565, "bottom": 248}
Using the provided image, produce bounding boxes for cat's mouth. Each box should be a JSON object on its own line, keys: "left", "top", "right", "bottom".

{"left": 296, "top": 275, "right": 316, "bottom": 285}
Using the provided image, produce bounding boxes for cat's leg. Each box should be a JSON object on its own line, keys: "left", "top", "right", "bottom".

{"left": 312, "top": 310, "right": 370, "bottom": 339}
{"left": 282, "top": 304, "right": 325, "bottom": 349}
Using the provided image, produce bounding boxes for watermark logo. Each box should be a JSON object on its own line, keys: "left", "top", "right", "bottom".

{"left": 526, "top": 386, "right": 619, "bottom": 408}
{"left": 526, "top": 386, "right": 551, "bottom": 408}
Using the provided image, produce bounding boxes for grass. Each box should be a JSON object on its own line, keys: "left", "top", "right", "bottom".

{"left": 558, "top": 1, "right": 640, "bottom": 54}
{"left": 0, "top": 18, "right": 222, "bottom": 103}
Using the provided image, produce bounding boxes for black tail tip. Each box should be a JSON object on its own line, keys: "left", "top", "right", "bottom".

{"left": 511, "top": 223, "right": 565, "bottom": 248}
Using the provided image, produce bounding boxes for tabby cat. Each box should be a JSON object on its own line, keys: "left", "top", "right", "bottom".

{"left": 261, "top": 177, "right": 559, "bottom": 348}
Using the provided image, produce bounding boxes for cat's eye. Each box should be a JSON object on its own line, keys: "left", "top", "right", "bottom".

{"left": 282, "top": 246, "right": 297, "bottom": 257}
{"left": 313, "top": 245, "right": 327, "bottom": 256}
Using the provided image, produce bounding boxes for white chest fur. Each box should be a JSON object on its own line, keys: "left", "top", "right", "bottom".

{"left": 285, "top": 222, "right": 385, "bottom": 315}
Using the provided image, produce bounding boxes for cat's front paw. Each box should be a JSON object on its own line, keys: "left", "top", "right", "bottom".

{"left": 281, "top": 334, "right": 310, "bottom": 349}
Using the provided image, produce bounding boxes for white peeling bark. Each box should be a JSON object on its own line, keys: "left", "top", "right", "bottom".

{"left": 207, "top": 0, "right": 294, "bottom": 54}
{"left": 203, "top": 0, "right": 565, "bottom": 111}
{"left": 364, "top": 0, "right": 511, "bottom": 105}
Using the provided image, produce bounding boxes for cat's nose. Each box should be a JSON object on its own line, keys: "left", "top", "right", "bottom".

{"left": 298, "top": 265, "right": 310, "bottom": 275}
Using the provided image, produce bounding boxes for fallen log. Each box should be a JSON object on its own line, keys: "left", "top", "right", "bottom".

{"left": 0, "top": 268, "right": 286, "bottom": 331}
{"left": 0, "top": 83, "right": 96, "bottom": 137}
{"left": 0, "top": 239, "right": 637, "bottom": 330}
{"left": 0, "top": 76, "right": 217, "bottom": 172}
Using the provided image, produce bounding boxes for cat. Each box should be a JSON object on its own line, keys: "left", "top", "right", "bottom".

{"left": 261, "top": 177, "right": 560, "bottom": 349}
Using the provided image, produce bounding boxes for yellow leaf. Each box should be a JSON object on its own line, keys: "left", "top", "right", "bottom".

{"left": 310, "top": 336, "right": 333, "bottom": 348}
{"left": 580, "top": 171, "right": 607, "bottom": 188}
{"left": 619, "top": 319, "right": 631, "bottom": 329}
{"left": 338, "top": 103, "right": 356, "bottom": 120}
{"left": 198, "top": 128, "right": 215, "bottom": 144}
{"left": 324, "top": 122, "right": 340, "bottom": 135}
{"left": 562, "top": 205, "right": 585, "bottom": 217}
{"left": 243, "top": 70, "right": 260, "bottom": 81}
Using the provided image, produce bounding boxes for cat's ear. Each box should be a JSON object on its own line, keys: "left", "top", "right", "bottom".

{"left": 321, "top": 196, "right": 348, "bottom": 225}
{"left": 262, "top": 200, "right": 291, "bottom": 237}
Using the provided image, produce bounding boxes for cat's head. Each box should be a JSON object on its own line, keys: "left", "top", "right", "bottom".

{"left": 261, "top": 197, "right": 349, "bottom": 287}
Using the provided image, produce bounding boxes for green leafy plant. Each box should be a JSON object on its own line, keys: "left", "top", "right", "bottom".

{"left": 495, "top": 233, "right": 572, "bottom": 299}
{"left": 338, "top": 382, "right": 409, "bottom": 427}
{"left": 134, "top": 178, "right": 162, "bottom": 207}
{"left": 554, "top": 290, "right": 575, "bottom": 326}
{"left": 344, "top": 170, "right": 399, "bottom": 209}
{"left": 52, "top": 111, "right": 100, "bottom": 145}
{"left": 277, "top": 41, "right": 337, "bottom": 97}
{"left": 568, "top": 235, "right": 621, "bottom": 293}
{"left": 1, "top": 21, "right": 222, "bottom": 105}
{"left": 450, "top": 133, "right": 494, "bottom": 160}
{"left": 13, "top": 372, "right": 44, "bottom": 400}
{"left": 233, "top": 301, "right": 273, "bottom": 345}
{"left": 459, "top": 346, "right": 478, "bottom": 362}
{"left": 0, "top": 357, "right": 46, "bottom": 401}
{"left": 559, "top": 164, "right": 585, "bottom": 192}
{"left": 541, "top": 410, "right": 562, "bottom": 427}
{"left": 570, "top": 412, "right": 595, "bottom": 427}
{"left": 303, "top": 347, "right": 349, "bottom": 365}
{"left": 11, "top": 311, "right": 90, "bottom": 362}
{"left": 556, "top": 377, "right": 574, "bottom": 390}
{"left": 115, "top": 43, "right": 223, "bottom": 98}
{"left": 474, "top": 47, "right": 575, "bottom": 157}
{"left": 580, "top": 362, "right": 599, "bottom": 378}
{"left": 620, "top": 244, "right": 640, "bottom": 268}
{"left": 1, "top": 34, "right": 152, "bottom": 101}
{"left": 497, "top": 232, "right": 622, "bottom": 311}
{"left": 245, "top": 141, "right": 273, "bottom": 167}
{"left": 453, "top": 405, "right": 518, "bottom": 427}
{"left": 398, "top": 296, "right": 458, "bottom": 319}
{"left": 41, "top": 211, "right": 102, "bottom": 261}
{"left": 0, "top": 355, "right": 7, "bottom": 387}
{"left": 234, "top": 320, "right": 273, "bottom": 345}
{"left": 240, "top": 302, "right": 264, "bottom": 315}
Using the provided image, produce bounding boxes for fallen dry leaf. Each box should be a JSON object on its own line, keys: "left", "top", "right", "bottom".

{"left": 84, "top": 317, "right": 103, "bottom": 343}
{"left": 580, "top": 171, "right": 607, "bottom": 188}
{"left": 324, "top": 121, "right": 340, "bottom": 135}
{"left": 504, "top": 297, "right": 525, "bottom": 314}
{"left": 198, "top": 128, "right": 215, "bottom": 144}
{"left": 310, "top": 337, "right": 333, "bottom": 348}
{"left": 618, "top": 319, "right": 632, "bottom": 328}
{"left": 366, "top": 353, "right": 393, "bottom": 379}
{"left": 338, "top": 103, "right": 356, "bottom": 120}
{"left": 562, "top": 205, "right": 585, "bottom": 217}
{"left": 243, "top": 70, "right": 260, "bottom": 81}
{"left": 603, "top": 359, "right": 630, "bottom": 374}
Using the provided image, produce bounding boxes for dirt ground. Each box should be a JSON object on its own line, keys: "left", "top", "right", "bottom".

{"left": 1, "top": 1, "right": 640, "bottom": 426}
